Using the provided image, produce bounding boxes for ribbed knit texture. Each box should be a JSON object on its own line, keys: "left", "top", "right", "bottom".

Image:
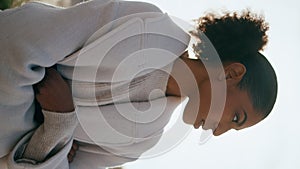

{"left": 0, "top": 0, "right": 189, "bottom": 168}
{"left": 22, "top": 110, "right": 78, "bottom": 162}
{"left": 19, "top": 68, "right": 169, "bottom": 163}
{"left": 71, "top": 68, "right": 171, "bottom": 106}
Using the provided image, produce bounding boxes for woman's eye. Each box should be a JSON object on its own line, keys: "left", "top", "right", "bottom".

{"left": 232, "top": 113, "right": 239, "bottom": 123}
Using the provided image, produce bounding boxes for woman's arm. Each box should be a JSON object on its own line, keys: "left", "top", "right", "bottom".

{"left": 0, "top": 0, "right": 119, "bottom": 159}
{"left": 0, "top": 0, "right": 165, "bottom": 167}
{"left": 19, "top": 68, "right": 78, "bottom": 163}
{"left": 33, "top": 68, "right": 74, "bottom": 113}
{"left": 5, "top": 68, "right": 77, "bottom": 169}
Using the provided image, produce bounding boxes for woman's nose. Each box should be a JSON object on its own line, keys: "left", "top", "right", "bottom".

{"left": 213, "top": 124, "right": 231, "bottom": 136}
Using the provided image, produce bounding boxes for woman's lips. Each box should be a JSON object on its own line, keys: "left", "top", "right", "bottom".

{"left": 194, "top": 119, "right": 205, "bottom": 129}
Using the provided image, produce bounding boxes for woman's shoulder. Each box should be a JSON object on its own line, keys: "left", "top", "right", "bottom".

{"left": 118, "top": 0, "right": 163, "bottom": 13}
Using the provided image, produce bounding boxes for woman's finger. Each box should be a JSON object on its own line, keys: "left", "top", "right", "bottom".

{"left": 68, "top": 149, "right": 76, "bottom": 157}
{"left": 72, "top": 142, "right": 79, "bottom": 151}
{"left": 67, "top": 154, "right": 73, "bottom": 163}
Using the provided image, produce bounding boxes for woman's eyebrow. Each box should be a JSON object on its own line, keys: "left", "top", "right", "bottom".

{"left": 238, "top": 111, "right": 248, "bottom": 127}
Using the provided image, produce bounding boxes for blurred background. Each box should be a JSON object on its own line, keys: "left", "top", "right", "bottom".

{"left": 1, "top": 0, "right": 299, "bottom": 169}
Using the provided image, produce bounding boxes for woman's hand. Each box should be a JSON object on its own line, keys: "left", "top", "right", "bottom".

{"left": 34, "top": 68, "right": 74, "bottom": 113}
{"left": 68, "top": 141, "right": 79, "bottom": 163}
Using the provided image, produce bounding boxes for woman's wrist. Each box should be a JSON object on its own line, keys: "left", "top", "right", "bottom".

{"left": 34, "top": 68, "right": 75, "bottom": 113}
{"left": 41, "top": 102, "right": 75, "bottom": 113}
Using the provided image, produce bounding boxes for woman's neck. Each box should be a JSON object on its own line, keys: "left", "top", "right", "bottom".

{"left": 166, "top": 55, "right": 208, "bottom": 97}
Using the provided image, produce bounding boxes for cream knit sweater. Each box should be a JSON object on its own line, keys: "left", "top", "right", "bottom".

{"left": 0, "top": 1, "right": 189, "bottom": 168}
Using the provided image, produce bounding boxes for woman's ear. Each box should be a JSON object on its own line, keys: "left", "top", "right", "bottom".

{"left": 222, "top": 63, "right": 246, "bottom": 86}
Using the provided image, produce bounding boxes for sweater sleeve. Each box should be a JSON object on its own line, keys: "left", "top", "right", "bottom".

{"left": 0, "top": 0, "right": 121, "bottom": 157}
{"left": 7, "top": 132, "right": 72, "bottom": 169}
{"left": 5, "top": 110, "right": 78, "bottom": 169}
{"left": 0, "top": 0, "right": 165, "bottom": 166}
{"left": 21, "top": 110, "right": 78, "bottom": 163}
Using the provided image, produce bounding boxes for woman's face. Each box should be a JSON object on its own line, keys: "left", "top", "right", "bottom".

{"left": 193, "top": 63, "right": 265, "bottom": 136}
{"left": 195, "top": 86, "right": 264, "bottom": 136}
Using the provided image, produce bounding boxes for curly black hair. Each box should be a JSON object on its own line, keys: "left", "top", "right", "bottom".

{"left": 191, "top": 10, "right": 269, "bottom": 61}
{"left": 191, "top": 10, "right": 277, "bottom": 119}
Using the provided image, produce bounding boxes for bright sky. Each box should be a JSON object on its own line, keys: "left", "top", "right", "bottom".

{"left": 124, "top": 0, "right": 300, "bottom": 169}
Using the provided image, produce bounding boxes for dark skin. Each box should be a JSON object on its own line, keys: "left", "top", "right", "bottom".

{"left": 35, "top": 52, "right": 264, "bottom": 162}
{"left": 166, "top": 51, "right": 264, "bottom": 136}
{"left": 34, "top": 68, "right": 74, "bottom": 113}
{"left": 67, "top": 142, "right": 79, "bottom": 163}
{"left": 34, "top": 68, "right": 77, "bottom": 162}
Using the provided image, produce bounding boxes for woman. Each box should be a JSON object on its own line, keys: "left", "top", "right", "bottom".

{"left": 0, "top": 0, "right": 277, "bottom": 168}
